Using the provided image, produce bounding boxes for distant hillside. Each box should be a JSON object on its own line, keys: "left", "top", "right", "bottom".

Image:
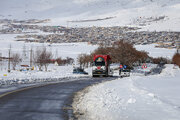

{"left": 0, "top": 0, "right": 180, "bottom": 31}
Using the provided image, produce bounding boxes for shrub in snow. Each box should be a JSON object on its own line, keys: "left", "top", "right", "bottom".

{"left": 172, "top": 53, "right": 180, "bottom": 67}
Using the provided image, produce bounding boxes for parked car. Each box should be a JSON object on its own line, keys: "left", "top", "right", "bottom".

{"left": 20, "top": 65, "right": 34, "bottom": 71}
{"left": 119, "top": 69, "right": 130, "bottom": 77}
{"left": 73, "top": 67, "right": 88, "bottom": 75}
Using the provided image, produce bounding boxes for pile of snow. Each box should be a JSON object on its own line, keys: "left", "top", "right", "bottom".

{"left": 73, "top": 64, "right": 180, "bottom": 120}
{"left": 0, "top": 65, "right": 90, "bottom": 86}
{"left": 0, "top": 0, "right": 180, "bottom": 31}
{"left": 132, "top": 63, "right": 159, "bottom": 76}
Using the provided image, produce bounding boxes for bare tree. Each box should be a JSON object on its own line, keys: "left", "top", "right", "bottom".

{"left": 78, "top": 54, "right": 85, "bottom": 68}
{"left": 0, "top": 53, "right": 2, "bottom": 71}
{"left": 77, "top": 41, "right": 149, "bottom": 69}
{"left": 56, "top": 57, "right": 63, "bottom": 66}
{"left": 11, "top": 53, "right": 21, "bottom": 70}
{"left": 34, "top": 49, "right": 43, "bottom": 71}
{"left": 172, "top": 53, "right": 180, "bottom": 67}
{"left": 66, "top": 57, "right": 74, "bottom": 65}
{"left": 56, "top": 57, "right": 74, "bottom": 66}
{"left": 34, "top": 47, "right": 53, "bottom": 71}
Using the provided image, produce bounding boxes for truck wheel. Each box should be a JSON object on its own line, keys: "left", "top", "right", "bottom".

{"left": 105, "top": 72, "right": 108, "bottom": 77}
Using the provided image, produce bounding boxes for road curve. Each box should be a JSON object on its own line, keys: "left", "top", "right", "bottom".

{"left": 0, "top": 77, "right": 116, "bottom": 120}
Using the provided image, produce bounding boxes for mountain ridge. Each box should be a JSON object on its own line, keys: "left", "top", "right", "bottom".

{"left": 0, "top": 0, "right": 180, "bottom": 31}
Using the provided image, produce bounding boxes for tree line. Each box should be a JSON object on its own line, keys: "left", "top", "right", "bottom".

{"left": 78, "top": 41, "right": 172, "bottom": 68}
{"left": 1, "top": 47, "right": 74, "bottom": 72}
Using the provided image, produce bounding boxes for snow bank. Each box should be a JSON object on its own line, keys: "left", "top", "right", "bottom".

{"left": 73, "top": 64, "right": 180, "bottom": 120}
{"left": 0, "top": 65, "right": 90, "bottom": 86}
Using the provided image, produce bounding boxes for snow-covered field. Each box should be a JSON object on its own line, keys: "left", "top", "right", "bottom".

{"left": 0, "top": 34, "right": 98, "bottom": 84}
{"left": 0, "top": 34, "right": 98, "bottom": 60}
{"left": 0, "top": 32, "right": 177, "bottom": 86}
{"left": 73, "top": 64, "right": 180, "bottom": 120}
{"left": 135, "top": 44, "right": 177, "bottom": 59}
{"left": 0, "top": 0, "right": 180, "bottom": 31}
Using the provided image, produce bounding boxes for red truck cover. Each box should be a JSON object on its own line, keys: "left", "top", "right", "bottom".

{"left": 93, "top": 55, "right": 111, "bottom": 62}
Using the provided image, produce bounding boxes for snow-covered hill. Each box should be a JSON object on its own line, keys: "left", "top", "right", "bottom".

{"left": 0, "top": 0, "right": 180, "bottom": 31}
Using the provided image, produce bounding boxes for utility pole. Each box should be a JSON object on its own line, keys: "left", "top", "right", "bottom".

{"left": 55, "top": 49, "right": 58, "bottom": 59}
{"left": 66, "top": 21, "right": 69, "bottom": 28}
{"left": 8, "top": 45, "right": 11, "bottom": 73}
{"left": 30, "top": 47, "right": 33, "bottom": 67}
{"left": 178, "top": 41, "right": 180, "bottom": 54}
{"left": 0, "top": 53, "right": 2, "bottom": 71}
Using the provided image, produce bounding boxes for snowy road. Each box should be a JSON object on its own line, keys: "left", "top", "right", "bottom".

{"left": 0, "top": 77, "right": 117, "bottom": 120}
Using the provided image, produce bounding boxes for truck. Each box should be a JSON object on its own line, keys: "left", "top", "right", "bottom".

{"left": 92, "top": 55, "right": 111, "bottom": 77}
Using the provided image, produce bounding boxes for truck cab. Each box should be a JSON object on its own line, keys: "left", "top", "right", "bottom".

{"left": 92, "top": 55, "right": 111, "bottom": 77}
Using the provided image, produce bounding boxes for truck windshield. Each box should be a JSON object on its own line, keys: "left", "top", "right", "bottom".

{"left": 94, "top": 57, "right": 105, "bottom": 66}
{"left": 94, "top": 61, "right": 105, "bottom": 66}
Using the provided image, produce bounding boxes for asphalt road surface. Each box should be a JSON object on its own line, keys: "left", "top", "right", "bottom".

{"left": 0, "top": 77, "right": 117, "bottom": 120}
